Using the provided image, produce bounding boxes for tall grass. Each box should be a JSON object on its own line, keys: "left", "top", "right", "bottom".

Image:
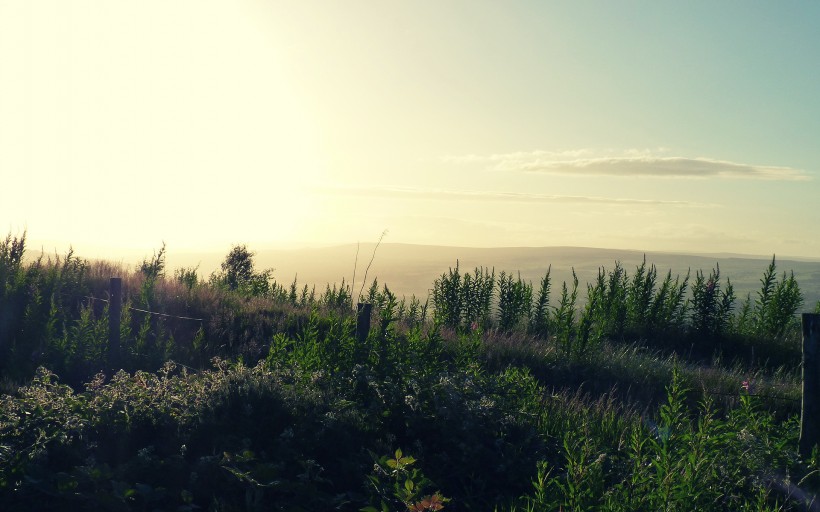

{"left": 504, "top": 366, "right": 804, "bottom": 512}
{"left": 431, "top": 256, "right": 804, "bottom": 368}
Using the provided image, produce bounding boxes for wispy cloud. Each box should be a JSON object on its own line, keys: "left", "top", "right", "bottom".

{"left": 319, "top": 184, "right": 712, "bottom": 207}
{"left": 446, "top": 150, "right": 811, "bottom": 181}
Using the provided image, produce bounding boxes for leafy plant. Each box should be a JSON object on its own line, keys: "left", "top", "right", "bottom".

{"left": 752, "top": 256, "right": 803, "bottom": 340}
{"left": 529, "top": 267, "right": 552, "bottom": 338}
{"left": 174, "top": 265, "right": 199, "bottom": 290}
{"left": 211, "top": 244, "right": 274, "bottom": 297}
{"left": 363, "top": 449, "right": 449, "bottom": 512}
{"left": 690, "top": 264, "right": 735, "bottom": 340}
{"left": 432, "top": 261, "right": 465, "bottom": 330}
{"left": 554, "top": 269, "right": 580, "bottom": 354}
{"left": 497, "top": 271, "right": 532, "bottom": 332}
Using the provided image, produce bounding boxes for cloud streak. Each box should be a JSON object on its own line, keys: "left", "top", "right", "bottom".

{"left": 320, "top": 185, "right": 712, "bottom": 207}
{"left": 447, "top": 150, "right": 811, "bottom": 181}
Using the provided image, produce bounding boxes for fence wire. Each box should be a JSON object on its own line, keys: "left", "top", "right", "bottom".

{"left": 83, "top": 296, "right": 204, "bottom": 322}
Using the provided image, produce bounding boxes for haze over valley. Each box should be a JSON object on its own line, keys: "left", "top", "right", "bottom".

{"left": 158, "top": 243, "right": 820, "bottom": 310}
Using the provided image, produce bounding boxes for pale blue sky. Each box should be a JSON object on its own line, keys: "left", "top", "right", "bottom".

{"left": 2, "top": 1, "right": 819, "bottom": 260}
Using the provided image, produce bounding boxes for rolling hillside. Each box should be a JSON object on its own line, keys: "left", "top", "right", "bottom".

{"left": 194, "top": 244, "right": 820, "bottom": 309}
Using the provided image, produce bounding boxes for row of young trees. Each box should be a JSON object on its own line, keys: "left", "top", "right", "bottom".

{"left": 431, "top": 257, "right": 808, "bottom": 356}
{"left": 210, "top": 246, "right": 810, "bottom": 355}
{"left": 1, "top": 228, "right": 813, "bottom": 384}
{"left": 0, "top": 234, "right": 424, "bottom": 385}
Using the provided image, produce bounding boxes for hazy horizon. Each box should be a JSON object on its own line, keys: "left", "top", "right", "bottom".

{"left": 3, "top": 2, "right": 820, "bottom": 259}
{"left": 23, "top": 240, "right": 820, "bottom": 312}
{"left": 24, "top": 238, "right": 820, "bottom": 270}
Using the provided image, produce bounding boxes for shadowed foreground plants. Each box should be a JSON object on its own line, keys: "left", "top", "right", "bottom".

{"left": 363, "top": 448, "right": 449, "bottom": 512}
{"left": 1, "top": 333, "right": 814, "bottom": 511}
{"left": 0, "top": 361, "right": 374, "bottom": 511}
{"left": 503, "top": 365, "right": 809, "bottom": 512}
{"left": 0, "top": 308, "right": 546, "bottom": 510}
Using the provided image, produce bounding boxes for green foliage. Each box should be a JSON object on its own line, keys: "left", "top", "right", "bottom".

{"left": 211, "top": 244, "right": 275, "bottom": 297}
{"left": 364, "top": 449, "right": 449, "bottom": 512}
{"left": 497, "top": 271, "right": 533, "bottom": 332}
{"left": 528, "top": 267, "right": 552, "bottom": 337}
{"left": 138, "top": 243, "right": 166, "bottom": 308}
{"left": 577, "top": 259, "right": 690, "bottom": 354}
{"left": 0, "top": 292, "right": 811, "bottom": 511}
{"left": 626, "top": 257, "right": 657, "bottom": 336}
{"left": 364, "top": 277, "right": 381, "bottom": 306}
{"left": 582, "top": 263, "right": 626, "bottom": 344}
{"left": 508, "top": 365, "right": 803, "bottom": 512}
{"left": 173, "top": 265, "right": 199, "bottom": 290}
{"left": 462, "top": 266, "right": 495, "bottom": 330}
{"left": 554, "top": 269, "right": 580, "bottom": 354}
{"left": 321, "top": 278, "right": 353, "bottom": 310}
{"left": 432, "top": 261, "right": 465, "bottom": 330}
{"left": 753, "top": 256, "right": 803, "bottom": 340}
{"left": 649, "top": 269, "right": 690, "bottom": 337}
{"left": 691, "top": 264, "right": 735, "bottom": 339}
{"left": 0, "top": 361, "right": 376, "bottom": 510}
{"left": 55, "top": 303, "right": 108, "bottom": 375}
{"left": 432, "top": 262, "right": 495, "bottom": 332}
{"left": 0, "top": 232, "right": 91, "bottom": 381}
{"left": 220, "top": 244, "right": 254, "bottom": 290}
{"left": 261, "top": 307, "right": 547, "bottom": 508}
{"left": 397, "top": 295, "right": 429, "bottom": 328}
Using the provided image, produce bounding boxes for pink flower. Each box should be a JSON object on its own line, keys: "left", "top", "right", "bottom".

{"left": 742, "top": 380, "right": 751, "bottom": 392}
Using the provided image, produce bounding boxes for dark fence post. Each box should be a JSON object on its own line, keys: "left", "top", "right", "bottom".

{"left": 800, "top": 313, "right": 820, "bottom": 457}
{"left": 108, "top": 277, "right": 122, "bottom": 371}
{"left": 356, "top": 303, "right": 372, "bottom": 343}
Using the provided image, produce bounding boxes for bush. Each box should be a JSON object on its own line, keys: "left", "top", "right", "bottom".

{"left": 690, "top": 264, "right": 735, "bottom": 340}
{"left": 211, "top": 244, "right": 275, "bottom": 297}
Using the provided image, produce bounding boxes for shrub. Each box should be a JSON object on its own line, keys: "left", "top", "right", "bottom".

{"left": 753, "top": 256, "right": 803, "bottom": 340}
{"left": 211, "top": 244, "right": 275, "bottom": 297}
{"left": 528, "top": 267, "right": 552, "bottom": 338}
{"left": 690, "top": 264, "right": 735, "bottom": 339}
{"left": 553, "top": 269, "right": 580, "bottom": 354}
{"left": 432, "top": 261, "right": 465, "bottom": 330}
{"left": 497, "top": 271, "right": 532, "bottom": 332}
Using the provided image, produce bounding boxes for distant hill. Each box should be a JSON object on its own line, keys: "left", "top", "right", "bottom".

{"left": 220, "top": 244, "right": 820, "bottom": 310}
{"left": 45, "top": 242, "right": 815, "bottom": 310}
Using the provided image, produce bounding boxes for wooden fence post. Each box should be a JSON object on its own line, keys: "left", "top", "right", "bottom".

{"left": 356, "top": 303, "right": 372, "bottom": 343}
{"left": 108, "top": 277, "right": 122, "bottom": 370}
{"left": 800, "top": 313, "right": 820, "bottom": 457}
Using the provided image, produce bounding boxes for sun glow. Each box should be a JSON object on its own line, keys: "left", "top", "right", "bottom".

{"left": 2, "top": 1, "right": 819, "bottom": 260}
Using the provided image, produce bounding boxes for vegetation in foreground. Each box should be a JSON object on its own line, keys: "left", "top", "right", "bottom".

{"left": 1, "top": 231, "right": 819, "bottom": 510}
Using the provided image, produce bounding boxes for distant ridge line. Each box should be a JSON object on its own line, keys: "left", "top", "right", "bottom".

{"left": 272, "top": 243, "right": 820, "bottom": 264}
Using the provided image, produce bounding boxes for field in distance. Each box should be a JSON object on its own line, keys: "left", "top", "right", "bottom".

{"left": 174, "top": 244, "right": 820, "bottom": 309}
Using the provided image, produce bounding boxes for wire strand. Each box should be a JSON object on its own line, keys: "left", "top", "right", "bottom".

{"left": 83, "top": 296, "right": 204, "bottom": 322}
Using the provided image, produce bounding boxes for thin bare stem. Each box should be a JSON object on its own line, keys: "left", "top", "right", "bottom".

{"left": 351, "top": 242, "right": 360, "bottom": 308}
{"left": 358, "top": 230, "right": 387, "bottom": 304}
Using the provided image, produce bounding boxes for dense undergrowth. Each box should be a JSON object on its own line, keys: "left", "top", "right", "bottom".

{"left": 1, "top": 231, "right": 819, "bottom": 510}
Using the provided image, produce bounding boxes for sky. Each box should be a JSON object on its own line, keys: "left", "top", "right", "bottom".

{"left": 2, "top": 1, "right": 820, "bottom": 262}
